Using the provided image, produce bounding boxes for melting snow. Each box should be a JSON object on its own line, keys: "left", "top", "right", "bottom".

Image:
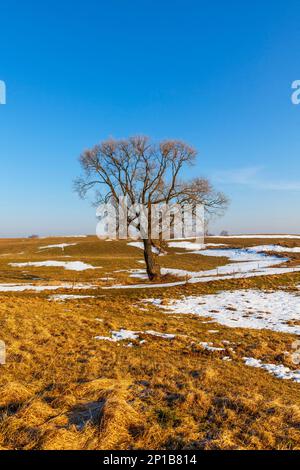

{"left": 103, "top": 281, "right": 185, "bottom": 290}
{"left": 129, "top": 269, "right": 149, "bottom": 280}
{"left": 211, "top": 234, "right": 300, "bottom": 239}
{"left": 40, "top": 235, "right": 87, "bottom": 239}
{"left": 105, "top": 243, "right": 300, "bottom": 289}
{"left": 95, "top": 329, "right": 140, "bottom": 342}
{"left": 250, "top": 245, "right": 300, "bottom": 254}
{"left": 49, "top": 294, "right": 94, "bottom": 301}
{"left": 168, "top": 241, "right": 226, "bottom": 250}
{"left": 199, "top": 342, "right": 225, "bottom": 352}
{"left": 10, "top": 261, "right": 99, "bottom": 271}
{"left": 95, "top": 328, "right": 176, "bottom": 342}
{"left": 39, "top": 243, "right": 77, "bottom": 250}
{"left": 0, "top": 283, "right": 97, "bottom": 292}
{"left": 158, "top": 289, "right": 300, "bottom": 335}
{"left": 128, "top": 242, "right": 163, "bottom": 255}
{"left": 243, "top": 357, "right": 300, "bottom": 383}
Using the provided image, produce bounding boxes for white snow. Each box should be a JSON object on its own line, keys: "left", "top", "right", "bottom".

{"left": 49, "top": 294, "right": 94, "bottom": 301}
{"left": 243, "top": 357, "right": 300, "bottom": 383}
{"left": 128, "top": 242, "right": 163, "bottom": 255}
{"left": 95, "top": 329, "right": 140, "bottom": 342}
{"left": 250, "top": 245, "right": 300, "bottom": 253}
{"left": 167, "top": 241, "right": 300, "bottom": 276}
{"left": 211, "top": 234, "right": 300, "bottom": 239}
{"left": 193, "top": 247, "right": 280, "bottom": 262}
{"left": 199, "top": 342, "right": 225, "bottom": 352}
{"left": 40, "top": 235, "right": 87, "bottom": 239}
{"left": 39, "top": 243, "right": 77, "bottom": 250}
{"left": 107, "top": 242, "right": 300, "bottom": 289}
{"left": 103, "top": 281, "right": 186, "bottom": 290}
{"left": 0, "top": 283, "right": 97, "bottom": 292}
{"left": 128, "top": 269, "right": 149, "bottom": 280}
{"left": 159, "top": 289, "right": 300, "bottom": 335}
{"left": 95, "top": 328, "right": 176, "bottom": 342}
{"left": 168, "top": 241, "right": 226, "bottom": 250}
{"left": 10, "top": 260, "right": 99, "bottom": 271}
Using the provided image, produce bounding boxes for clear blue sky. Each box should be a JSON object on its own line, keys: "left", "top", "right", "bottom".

{"left": 1, "top": 0, "right": 300, "bottom": 237}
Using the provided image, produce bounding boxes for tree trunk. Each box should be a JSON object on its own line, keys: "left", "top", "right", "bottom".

{"left": 143, "top": 239, "right": 161, "bottom": 280}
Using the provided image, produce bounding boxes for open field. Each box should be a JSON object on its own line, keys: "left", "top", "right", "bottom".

{"left": 1, "top": 235, "right": 300, "bottom": 449}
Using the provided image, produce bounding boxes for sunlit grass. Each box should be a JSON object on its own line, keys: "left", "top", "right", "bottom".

{"left": 0, "top": 236, "right": 300, "bottom": 449}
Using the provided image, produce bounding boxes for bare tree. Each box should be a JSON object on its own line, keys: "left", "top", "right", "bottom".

{"left": 75, "top": 136, "right": 228, "bottom": 280}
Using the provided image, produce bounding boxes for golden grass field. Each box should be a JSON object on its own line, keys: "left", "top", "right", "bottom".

{"left": 1, "top": 235, "right": 300, "bottom": 450}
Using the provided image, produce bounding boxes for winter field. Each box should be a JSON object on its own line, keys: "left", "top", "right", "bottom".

{"left": 1, "top": 235, "right": 300, "bottom": 450}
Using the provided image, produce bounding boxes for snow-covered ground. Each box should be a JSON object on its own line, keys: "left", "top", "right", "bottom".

{"left": 199, "top": 342, "right": 225, "bottom": 352}
{"left": 151, "top": 289, "right": 300, "bottom": 335}
{"left": 211, "top": 234, "right": 300, "bottom": 239}
{"left": 49, "top": 294, "right": 94, "bottom": 301}
{"left": 251, "top": 245, "right": 300, "bottom": 253}
{"left": 95, "top": 328, "right": 176, "bottom": 342}
{"left": 95, "top": 329, "right": 140, "bottom": 342}
{"left": 0, "top": 283, "right": 97, "bottom": 292}
{"left": 168, "top": 241, "right": 226, "bottom": 250}
{"left": 129, "top": 269, "right": 149, "bottom": 280}
{"left": 39, "top": 243, "right": 77, "bottom": 250}
{"left": 9, "top": 261, "right": 99, "bottom": 271}
{"left": 40, "top": 235, "right": 87, "bottom": 239}
{"left": 128, "top": 241, "right": 162, "bottom": 255}
{"left": 103, "top": 280, "right": 186, "bottom": 289}
{"left": 243, "top": 357, "right": 300, "bottom": 383}
{"left": 105, "top": 242, "right": 300, "bottom": 289}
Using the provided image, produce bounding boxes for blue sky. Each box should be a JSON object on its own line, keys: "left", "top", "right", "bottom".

{"left": 1, "top": 0, "right": 300, "bottom": 237}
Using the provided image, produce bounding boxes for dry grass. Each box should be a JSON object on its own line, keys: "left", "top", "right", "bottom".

{"left": 1, "top": 236, "right": 300, "bottom": 449}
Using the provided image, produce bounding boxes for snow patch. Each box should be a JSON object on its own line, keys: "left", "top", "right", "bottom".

{"left": 128, "top": 269, "right": 149, "bottom": 280}
{"left": 103, "top": 281, "right": 185, "bottom": 290}
{"left": 251, "top": 245, "right": 300, "bottom": 254}
{"left": 243, "top": 357, "right": 300, "bottom": 383}
{"left": 128, "top": 242, "right": 163, "bottom": 255}
{"left": 95, "top": 328, "right": 176, "bottom": 342}
{"left": 160, "top": 289, "right": 300, "bottom": 335}
{"left": 105, "top": 243, "right": 300, "bottom": 289}
{"left": 0, "top": 283, "right": 97, "bottom": 292}
{"left": 49, "top": 294, "right": 94, "bottom": 301}
{"left": 199, "top": 342, "right": 225, "bottom": 352}
{"left": 211, "top": 234, "right": 300, "bottom": 239}
{"left": 168, "top": 241, "right": 226, "bottom": 250}
{"left": 39, "top": 243, "right": 77, "bottom": 250}
{"left": 95, "top": 329, "right": 140, "bottom": 342}
{"left": 10, "top": 261, "right": 99, "bottom": 271}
